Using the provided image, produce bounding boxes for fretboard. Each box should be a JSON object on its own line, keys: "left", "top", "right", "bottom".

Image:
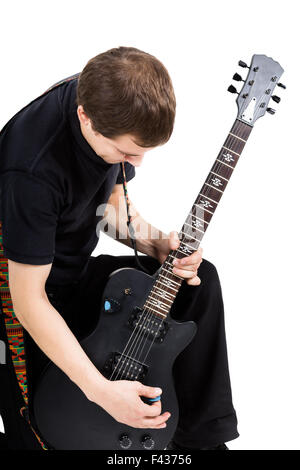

{"left": 143, "top": 118, "right": 253, "bottom": 320}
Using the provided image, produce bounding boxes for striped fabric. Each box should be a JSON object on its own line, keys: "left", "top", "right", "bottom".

{"left": 0, "top": 221, "right": 28, "bottom": 403}
{"left": 0, "top": 220, "right": 47, "bottom": 449}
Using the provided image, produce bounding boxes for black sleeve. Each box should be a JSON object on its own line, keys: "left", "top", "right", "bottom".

{"left": 0, "top": 171, "right": 62, "bottom": 265}
{"left": 115, "top": 162, "right": 136, "bottom": 184}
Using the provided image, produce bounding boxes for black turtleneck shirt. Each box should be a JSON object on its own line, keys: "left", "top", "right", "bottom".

{"left": 0, "top": 74, "right": 135, "bottom": 285}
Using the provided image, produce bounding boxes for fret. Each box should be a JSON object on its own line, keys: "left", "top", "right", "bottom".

{"left": 210, "top": 170, "right": 229, "bottom": 182}
{"left": 177, "top": 247, "right": 194, "bottom": 257}
{"left": 153, "top": 268, "right": 175, "bottom": 290}
{"left": 180, "top": 240, "right": 199, "bottom": 251}
{"left": 182, "top": 238, "right": 200, "bottom": 250}
{"left": 201, "top": 187, "right": 223, "bottom": 206}
{"left": 155, "top": 279, "right": 178, "bottom": 293}
{"left": 204, "top": 182, "right": 224, "bottom": 194}
{"left": 193, "top": 205, "right": 213, "bottom": 224}
{"left": 211, "top": 162, "right": 233, "bottom": 180}
{"left": 147, "top": 294, "right": 171, "bottom": 310}
{"left": 161, "top": 267, "right": 184, "bottom": 280}
{"left": 186, "top": 216, "right": 207, "bottom": 230}
{"left": 164, "top": 261, "right": 174, "bottom": 268}
{"left": 145, "top": 299, "right": 169, "bottom": 313}
{"left": 233, "top": 119, "right": 252, "bottom": 140}
{"left": 205, "top": 173, "right": 230, "bottom": 197}
{"left": 182, "top": 223, "right": 204, "bottom": 235}
{"left": 181, "top": 224, "right": 202, "bottom": 237}
{"left": 143, "top": 305, "right": 166, "bottom": 319}
{"left": 197, "top": 195, "right": 217, "bottom": 205}
{"left": 222, "top": 146, "right": 240, "bottom": 157}
{"left": 195, "top": 201, "right": 215, "bottom": 212}
{"left": 188, "top": 212, "right": 207, "bottom": 224}
{"left": 154, "top": 286, "right": 175, "bottom": 299}
{"left": 229, "top": 132, "right": 247, "bottom": 143}
{"left": 159, "top": 273, "right": 181, "bottom": 287}
{"left": 194, "top": 205, "right": 213, "bottom": 217}
{"left": 216, "top": 158, "right": 234, "bottom": 169}
{"left": 224, "top": 135, "right": 246, "bottom": 154}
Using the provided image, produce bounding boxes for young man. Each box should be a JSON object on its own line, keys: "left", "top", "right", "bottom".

{"left": 0, "top": 47, "right": 238, "bottom": 450}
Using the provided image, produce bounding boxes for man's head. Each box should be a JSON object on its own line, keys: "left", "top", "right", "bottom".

{"left": 76, "top": 46, "right": 176, "bottom": 166}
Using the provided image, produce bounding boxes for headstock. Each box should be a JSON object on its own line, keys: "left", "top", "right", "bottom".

{"left": 228, "top": 54, "right": 285, "bottom": 126}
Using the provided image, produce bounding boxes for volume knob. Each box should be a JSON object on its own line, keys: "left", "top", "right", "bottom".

{"left": 142, "top": 435, "right": 155, "bottom": 450}
{"left": 119, "top": 434, "right": 132, "bottom": 449}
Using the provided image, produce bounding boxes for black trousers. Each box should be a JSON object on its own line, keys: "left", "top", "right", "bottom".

{"left": 0, "top": 254, "right": 239, "bottom": 450}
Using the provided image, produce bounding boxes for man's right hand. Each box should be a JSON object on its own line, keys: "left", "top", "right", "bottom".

{"left": 89, "top": 379, "right": 171, "bottom": 429}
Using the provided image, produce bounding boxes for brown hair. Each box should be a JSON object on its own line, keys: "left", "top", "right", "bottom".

{"left": 76, "top": 47, "right": 176, "bottom": 148}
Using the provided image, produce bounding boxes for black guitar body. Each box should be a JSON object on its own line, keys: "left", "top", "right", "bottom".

{"left": 33, "top": 268, "right": 197, "bottom": 450}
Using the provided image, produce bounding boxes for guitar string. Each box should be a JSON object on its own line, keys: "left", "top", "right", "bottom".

{"left": 111, "top": 120, "right": 248, "bottom": 381}
{"left": 111, "top": 120, "right": 247, "bottom": 381}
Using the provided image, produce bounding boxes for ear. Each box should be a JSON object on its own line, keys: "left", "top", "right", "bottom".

{"left": 77, "top": 105, "right": 91, "bottom": 127}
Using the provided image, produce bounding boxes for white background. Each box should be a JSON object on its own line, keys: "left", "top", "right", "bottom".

{"left": 1, "top": 0, "right": 299, "bottom": 450}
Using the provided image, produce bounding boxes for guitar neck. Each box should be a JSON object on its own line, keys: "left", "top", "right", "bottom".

{"left": 143, "top": 118, "right": 253, "bottom": 320}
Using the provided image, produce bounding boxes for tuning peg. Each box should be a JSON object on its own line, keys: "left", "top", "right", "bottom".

{"left": 277, "top": 82, "right": 286, "bottom": 89}
{"left": 227, "top": 85, "right": 238, "bottom": 94}
{"left": 267, "top": 107, "right": 276, "bottom": 115}
{"left": 238, "top": 60, "right": 249, "bottom": 68}
{"left": 271, "top": 95, "right": 281, "bottom": 103}
{"left": 232, "top": 73, "right": 244, "bottom": 82}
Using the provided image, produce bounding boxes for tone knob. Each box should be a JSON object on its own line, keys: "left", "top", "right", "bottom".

{"left": 141, "top": 435, "right": 155, "bottom": 450}
{"left": 119, "top": 434, "right": 132, "bottom": 449}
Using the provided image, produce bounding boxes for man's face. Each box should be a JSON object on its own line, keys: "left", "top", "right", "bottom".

{"left": 77, "top": 105, "right": 155, "bottom": 167}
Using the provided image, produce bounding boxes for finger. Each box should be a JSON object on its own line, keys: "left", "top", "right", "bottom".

{"left": 186, "top": 276, "right": 201, "bottom": 286}
{"left": 173, "top": 264, "right": 198, "bottom": 273}
{"left": 151, "top": 420, "right": 168, "bottom": 429}
{"left": 169, "top": 231, "right": 180, "bottom": 250}
{"left": 142, "top": 412, "right": 171, "bottom": 428}
{"left": 174, "top": 250, "right": 203, "bottom": 267}
{"left": 141, "top": 400, "right": 162, "bottom": 417}
{"left": 173, "top": 267, "right": 198, "bottom": 278}
{"left": 138, "top": 384, "right": 162, "bottom": 399}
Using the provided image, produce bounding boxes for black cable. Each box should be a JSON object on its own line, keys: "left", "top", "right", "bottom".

{"left": 121, "top": 163, "right": 150, "bottom": 274}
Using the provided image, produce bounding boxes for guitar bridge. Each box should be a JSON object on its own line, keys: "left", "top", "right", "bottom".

{"left": 102, "top": 352, "right": 148, "bottom": 381}
{"left": 128, "top": 307, "right": 169, "bottom": 343}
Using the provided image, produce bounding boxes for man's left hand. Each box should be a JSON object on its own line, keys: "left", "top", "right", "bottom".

{"left": 155, "top": 231, "right": 203, "bottom": 286}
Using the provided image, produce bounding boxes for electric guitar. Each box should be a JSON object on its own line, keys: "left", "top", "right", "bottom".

{"left": 33, "top": 54, "right": 284, "bottom": 450}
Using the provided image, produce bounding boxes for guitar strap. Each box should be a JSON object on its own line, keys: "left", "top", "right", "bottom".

{"left": 0, "top": 221, "right": 48, "bottom": 449}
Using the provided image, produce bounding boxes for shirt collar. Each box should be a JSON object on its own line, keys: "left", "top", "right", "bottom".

{"left": 68, "top": 80, "right": 113, "bottom": 170}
